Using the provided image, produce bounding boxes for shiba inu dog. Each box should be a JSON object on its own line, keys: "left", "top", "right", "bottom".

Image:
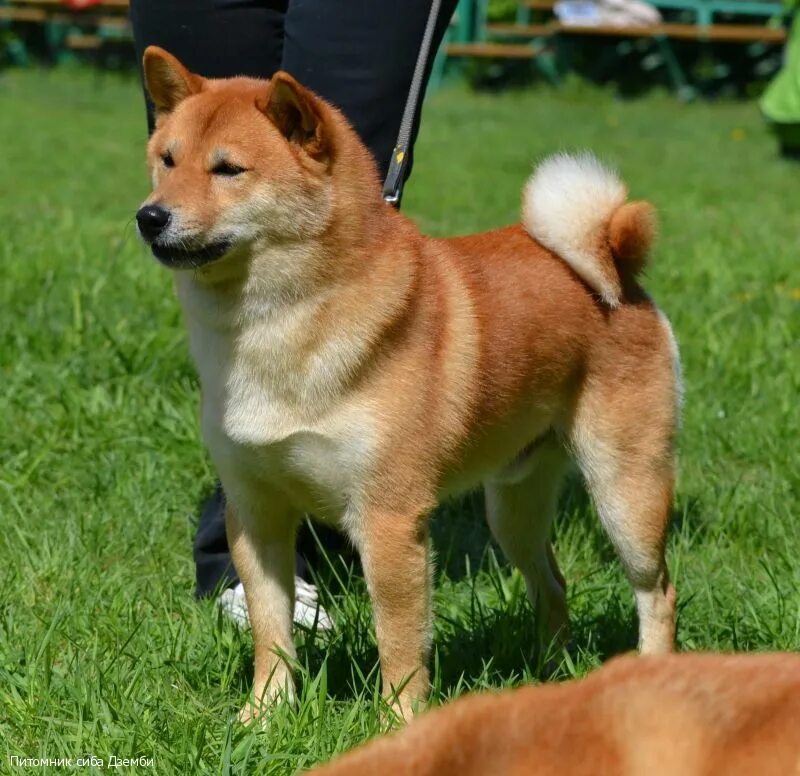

{"left": 307, "top": 653, "right": 800, "bottom": 775}
{"left": 137, "top": 46, "right": 681, "bottom": 722}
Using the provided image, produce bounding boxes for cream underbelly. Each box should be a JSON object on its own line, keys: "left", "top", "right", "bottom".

{"left": 439, "top": 400, "right": 561, "bottom": 498}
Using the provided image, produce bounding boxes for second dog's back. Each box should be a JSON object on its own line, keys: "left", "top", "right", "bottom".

{"left": 308, "top": 653, "right": 800, "bottom": 776}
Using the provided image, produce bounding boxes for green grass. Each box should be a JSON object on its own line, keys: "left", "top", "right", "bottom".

{"left": 1, "top": 68, "right": 798, "bottom": 774}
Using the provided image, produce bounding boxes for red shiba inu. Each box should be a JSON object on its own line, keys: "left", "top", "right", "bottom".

{"left": 307, "top": 653, "right": 800, "bottom": 775}
{"left": 137, "top": 46, "right": 681, "bottom": 722}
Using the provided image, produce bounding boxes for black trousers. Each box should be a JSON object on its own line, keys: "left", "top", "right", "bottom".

{"left": 130, "top": 0, "right": 457, "bottom": 596}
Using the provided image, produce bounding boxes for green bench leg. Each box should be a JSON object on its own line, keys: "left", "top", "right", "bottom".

{"left": 475, "top": 0, "right": 489, "bottom": 41}
{"left": 452, "top": 0, "right": 475, "bottom": 43}
{"left": 429, "top": 43, "right": 448, "bottom": 92}
{"left": 5, "top": 36, "right": 30, "bottom": 66}
{"left": 534, "top": 49, "right": 561, "bottom": 85}
{"left": 654, "top": 35, "right": 696, "bottom": 100}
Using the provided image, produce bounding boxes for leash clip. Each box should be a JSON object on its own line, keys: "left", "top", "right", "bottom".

{"left": 382, "top": 147, "right": 408, "bottom": 206}
{"left": 381, "top": 0, "right": 441, "bottom": 207}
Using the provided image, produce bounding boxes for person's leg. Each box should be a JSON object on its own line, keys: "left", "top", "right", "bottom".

{"left": 281, "top": 0, "right": 458, "bottom": 183}
{"left": 129, "top": 0, "right": 287, "bottom": 132}
{"left": 192, "top": 483, "right": 237, "bottom": 597}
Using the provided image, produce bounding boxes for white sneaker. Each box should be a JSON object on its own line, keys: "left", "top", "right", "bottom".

{"left": 218, "top": 578, "right": 334, "bottom": 631}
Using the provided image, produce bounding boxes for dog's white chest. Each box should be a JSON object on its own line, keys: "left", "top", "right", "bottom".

{"left": 177, "top": 281, "right": 374, "bottom": 515}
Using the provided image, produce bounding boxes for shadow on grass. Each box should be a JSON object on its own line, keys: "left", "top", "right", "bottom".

{"left": 214, "top": 477, "right": 703, "bottom": 702}
{"left": 287, "top": 576, "right": 641, "bottom": 701}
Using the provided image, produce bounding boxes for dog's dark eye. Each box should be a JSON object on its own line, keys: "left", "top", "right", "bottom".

{"left": 212, "top": 161, "right": 246, "bottom": 177}
{"left": 161, "top": 152, "right": 175, "bottom": 168}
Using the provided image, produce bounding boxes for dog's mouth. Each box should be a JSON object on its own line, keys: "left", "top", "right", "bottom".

{"left": 150, "top": 239, "right": 233, "bottom": 269}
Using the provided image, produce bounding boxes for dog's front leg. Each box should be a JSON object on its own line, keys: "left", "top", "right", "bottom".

{"left": 225, "top": 498, "right": 297, "bottom": 724}
{"left": 357, "top": 508, "right": 433, "bottom": 721}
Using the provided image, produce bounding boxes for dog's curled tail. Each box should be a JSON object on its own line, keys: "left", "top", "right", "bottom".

{"left": 521, "top": 152, "right": 655, "bottom": 307}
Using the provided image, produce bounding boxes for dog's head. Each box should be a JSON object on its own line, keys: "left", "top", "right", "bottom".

{"left": 136, "top": 47, "right": 354, "bottom": 272}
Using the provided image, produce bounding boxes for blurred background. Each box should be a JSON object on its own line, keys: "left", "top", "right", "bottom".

{"left": 0, "top": 0, "right": 795, "bottom": 97}
{"left": 3, "top": 0, "right": 799, "bottom": 147}
{"left": 1, "top": 1, "right": 798, "bottom": 771}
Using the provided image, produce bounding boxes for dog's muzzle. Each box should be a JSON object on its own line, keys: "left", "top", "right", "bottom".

{"left": 136, "top": 204, "right": 232, "bottom": 269}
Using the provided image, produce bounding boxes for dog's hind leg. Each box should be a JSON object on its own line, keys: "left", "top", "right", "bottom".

{"left": 569, "top": 347, "right": 678, "bottom": 654}
{"left": 484, "top": 439, "right": 571, "bottom": 651}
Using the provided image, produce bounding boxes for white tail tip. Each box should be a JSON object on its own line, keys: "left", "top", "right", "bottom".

{"left": 522, "top": 153, "right": 627, "bottom": 306}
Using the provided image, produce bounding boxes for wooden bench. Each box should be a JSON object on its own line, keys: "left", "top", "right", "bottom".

{"left": 1, "top": 0, "right": 131, "bottom": 62}
{"left": 446, "top": 41, "right": 544, "bottom": 57}
{"left": 521, "top": 0, "right": 557, "bottom": 9}
{"left": 554, "top": 21, "right": 786, "bottom": 42}
{"left": 444, "top": 0, "right": 789, "bottom": 96}
{"left": 65, "top": 32, "right": 101, "bottom": 49}
{"left": 520, "top": 0, "right": 785, "bottom": 24}
{"left": 12, "top": 0, "right": 128, "bottom": 8}
{"left": 488, "top": 20, "right": 786, "bottom": 43}
{"left": 483, "top": 22, "right": 554, "bottom": 37}
{"left": 0, "top": 6, "right": 48, "bottom": 21}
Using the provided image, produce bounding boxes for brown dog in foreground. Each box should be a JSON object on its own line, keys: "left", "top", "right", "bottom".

{"left": 137, "top": 47, "right": 681, "bottom": 721}
{"left": 309, "top": 653, "right": 800, "bottom": 776}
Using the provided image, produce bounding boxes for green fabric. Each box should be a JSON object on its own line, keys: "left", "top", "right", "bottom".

{"left": 761, "top": 13, "right": 800, "bottom": 124}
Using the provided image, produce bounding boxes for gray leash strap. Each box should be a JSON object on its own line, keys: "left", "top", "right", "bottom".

{"left": 383, "top": 0, "right": 443, "bottom": 206}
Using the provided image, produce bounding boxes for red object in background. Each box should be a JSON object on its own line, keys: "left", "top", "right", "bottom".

{"left": 63, "top": 0, "right": 103, "bottom": 9}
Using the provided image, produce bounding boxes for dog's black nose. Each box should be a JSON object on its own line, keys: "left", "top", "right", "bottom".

{"left": 136, "top": 204, "right": 171, "bottom": 241}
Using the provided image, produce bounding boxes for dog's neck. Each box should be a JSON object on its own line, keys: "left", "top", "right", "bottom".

{"left": 174, "top": 201, "right": 420, "bottom": 414}
{"left": 173, "top": 214, "right": 420, "bottom": 437}
{"left": 175, "top": 211, "right": 390, "bottom": 328}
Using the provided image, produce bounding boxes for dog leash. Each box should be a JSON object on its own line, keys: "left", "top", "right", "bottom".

{"left": 382, "top": 0, "right": 443, "bottom": 207}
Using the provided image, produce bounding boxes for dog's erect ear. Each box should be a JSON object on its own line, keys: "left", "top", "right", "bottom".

{"left": 143, "top": 46, "right": 201, "bottom": 117}
{"left": 258, "top": 72, "right": 328, "bottom": 162}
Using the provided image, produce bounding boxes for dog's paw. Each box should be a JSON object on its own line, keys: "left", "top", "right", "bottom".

{"left": 238, "top": 702, "right": 269, "bottom": 727}
{"left": 237, "top": 681, "right": 296, "bottom": 726}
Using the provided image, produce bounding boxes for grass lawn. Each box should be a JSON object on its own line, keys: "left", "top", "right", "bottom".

{"left": 1, "top": 67, "right": 798, "bottom": 774}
